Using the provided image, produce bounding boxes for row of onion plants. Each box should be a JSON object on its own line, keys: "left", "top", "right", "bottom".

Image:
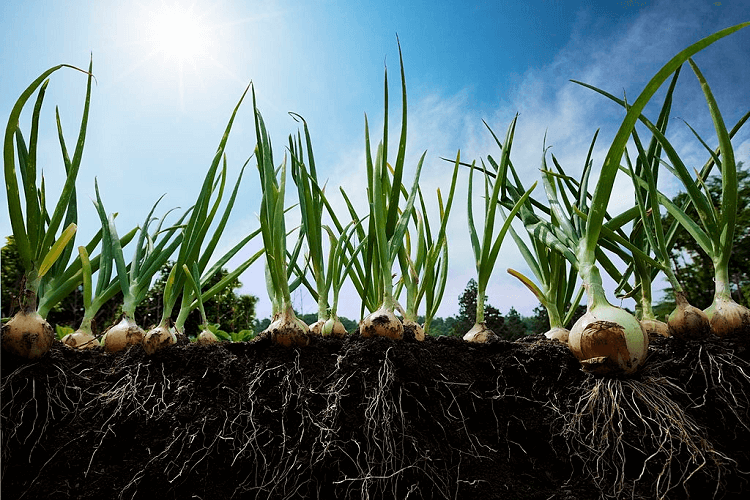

{"left": 3, "top": 25, "right": 749, "bottom": 380}
{"left": 469, "top": 23, "right": 750, "bottom": 375}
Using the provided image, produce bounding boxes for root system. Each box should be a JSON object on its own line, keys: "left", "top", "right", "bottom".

{"left": 2, "top": 334, "right": 749, "bottom": 499}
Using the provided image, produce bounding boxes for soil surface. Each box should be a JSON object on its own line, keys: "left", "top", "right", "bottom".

{"left": 2, "top": 331, "right": 749, "bottom": 499}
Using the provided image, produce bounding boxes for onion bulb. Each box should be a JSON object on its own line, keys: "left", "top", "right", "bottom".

{"left": 640, "top": 319, "right": 669, "bottom": 339}
{"left": 403, "top": 319, "right": 425, "bottom": 341}
{"left": 569, "top": 304, "right": 648, "bottom": 376}
{"left": 1, "top": 308, "right": 55, "bottom": 359}
{"left": 704, "top": 296, "right": 750, "bottom": 338}
{"left": 196, "top": 329, "right": 219, "bottom": 345}
{"left": 667, "top": 292, "right": 710, "bottom": 340}
{"left": 62, "top": 330, "right": 100, "bottom": 349}
{"left": 544, "top": 327, "right": 570, "bottom": 343}
{"left": 143, "top": 324, "right": 177, "bottom": 355}
{"left": 264, "top": 309, "right": 310, "bottom": 347}
{"left": 310, "top": 318, "right": 348, "bottom": 338}
{"left": 463, "top": 322, "right": 495, "bottom": 343}
{"left": 101, "top": 316, "right": 145, "bottom": 353}
{"left": 308, "top": 320, "right": 325, "bottom": 335}
{"left": 360, "top": 305, "right": 404, "bottom": 340}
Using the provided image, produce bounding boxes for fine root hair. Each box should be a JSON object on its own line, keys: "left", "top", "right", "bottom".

{"left": 557, "top": 368, "right": 733, "bottom": 499}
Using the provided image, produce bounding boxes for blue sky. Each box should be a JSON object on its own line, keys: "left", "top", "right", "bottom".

{"left": 2, "top": 0, "right": 749, "bottom": 323}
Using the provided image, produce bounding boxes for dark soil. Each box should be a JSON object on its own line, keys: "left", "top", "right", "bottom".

{"left": 2, "top": 331, "right": 749, "bottom": 499}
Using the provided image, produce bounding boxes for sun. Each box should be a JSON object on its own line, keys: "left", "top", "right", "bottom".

{"left": 147, "top": 3, "right": 208, "bottom": 65}
{"left": 117, "top": 1, "right": 248, "bottom": 110}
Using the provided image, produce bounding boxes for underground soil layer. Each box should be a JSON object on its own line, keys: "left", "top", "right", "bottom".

{"left": 2, "top": 331, "right": 749, "bottom": 499}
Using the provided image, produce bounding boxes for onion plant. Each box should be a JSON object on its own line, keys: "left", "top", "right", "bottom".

{"left": 556, "top": 24, "right": 750, "bottom": 374}
{"left": 618, "top": 68, "right": 710, "bottom": 339}
{"left": 284, "top": 123, "right": 368, "bottom": 337}
{"left": 254, "top": 90, "right": 310, "bottom": 347}
{"left": 448, "top": 131, "right": 580, "bottom": 342}
{"left": 576, "top": 70, "right": 685, "bottom": 340}
{"left": 325, "top": 223, "right": 368, "bottom": 335}
{"left": 623, "top": 133, "right": 712, "bottom": 340}
{"left": 59, "top": 245, "right": 106, "bottom": 349}
{"left": 176, "top": 235, "right": 264, "bottom": 336}
{"left": 578, "top": 54, "right": 750, "bottom": 339}
{"left": 501, "top": 144, "right": 584, "bottom": 343}
{"left": 617, "top": 74, "right": 680, "bottom": 338}
{"left": 289, "top": 113, "right": 350, "bottom": 336}
{"left": 394, "top": 153, "right": 460, "bottom": 338}
{"left": 358, "top": 44, "right": 426, "bottom": 340}
{"left": 463, "top": 116, "right": 537, "bottom": 343}
{"left": 96, "top": 181, "right": 185, "bottom": 353}
{"left": 505, "top": 145, "right": 649, "bottom": 372}
{"left": 631, "top": 109, "right": 748, "bottom": 339}
{"left": 46, "top": 206, "right": 139, "bottom": 349}
{"left": 488, "top": 117, "right": 667, "bottom": 371}
{"left": 294, "top": 171, "right": 375, "bottom": 325}
{"left": 495, "top": 130, "right": 590, "bottom": 342}
{"left": 2, "top": 60, "right": 92, "bottom": 359}
{"left": 143, "top": 85, "right": 254, "bottom": 353}
{"left": 681, "top": 62, "right": 750, "bottom": 338}
{"left": 578, "top": 68, "right": 715, "bottom": 340}
{"left": 181, "top": 263, "right": 219, "bottom": 345}
{"left": 60, "top": 213, "right": 137, "bottom": 349}
{"left": 288, "top": 123, "right": 368, "bottom": 337}
{"left": 639, "top": 62, "right": 748, "bottom": 337}
{"left": 621, "top": 167, "right": 670, "bottom": 337}
{"left": 290, "top": 217, "right": 366, "bottom": 337}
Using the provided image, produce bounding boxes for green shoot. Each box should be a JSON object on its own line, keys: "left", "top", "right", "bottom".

{"left": 253, "top": 87, "right": 309, "bottom": 346}
{"left": 3, "top": 59, "right": 93, "bottom": 313}
{"left": 358, "top": 40, "right": 426, "bottom": 340}
{"left": 395, "top": 152, "right": 460, "bottom": 337}
{"left": 155, "top": 84, "right": 253, "bottom": 340}
{"left": 464, "top": 115, "right": 537, "bottom": 342}
{"left": 94, "top": 179, "right": 185, "bottom": 352}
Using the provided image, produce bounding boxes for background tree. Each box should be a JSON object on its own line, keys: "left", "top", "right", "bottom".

{"left": 502, "top": 307, "right": 527, "bottom": 340}
{"left": 654, "top": 163, "right": 750, "bottom": 318}
{"left": 419, "top": 315, "right": 457, "bottom": 337}
{"left": 528, "top": 305, "right": 549, "bottom": 335}
{"left": 2, "top": 236, "right": 24, "bottom": 319}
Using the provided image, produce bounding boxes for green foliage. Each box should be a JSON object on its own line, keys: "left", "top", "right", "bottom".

{"left": 54, "top": 324, "right": 74, "bottom": 340}
{"left": 1, "top": 236, "right": 23, "bottom": 318}
{"left": 4, "top": 61, "right": 92, "bottom": 304}
{"left": 3, "top": 235, "right": 121, "bottom": 331}
{"left": 655, "top": 163, "right": 750, "bottom": 313}
{"left": 421, "top": 316, "right": 457, "bottom": 337}
{"left": 503, "top": 307, "right": 527, "bottom": 340}
{"left": 209, "top": 324, "right": 256, "bottom": 342}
